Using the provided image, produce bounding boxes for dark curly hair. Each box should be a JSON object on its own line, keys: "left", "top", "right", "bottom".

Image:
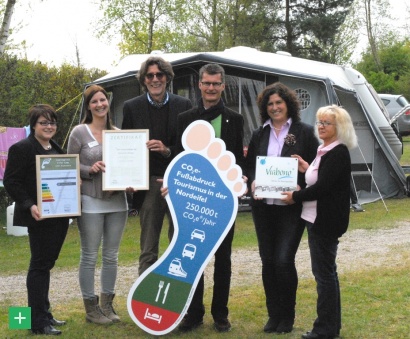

{"left": 137, "top": 56, "right": 174, "bottom": 92}
{"left": 257, "top": 82, "right": 301, "bottom": 125}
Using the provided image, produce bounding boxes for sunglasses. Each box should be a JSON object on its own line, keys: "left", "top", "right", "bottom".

{"left": 145, "top": 72, "right": 165, "bottom": 80}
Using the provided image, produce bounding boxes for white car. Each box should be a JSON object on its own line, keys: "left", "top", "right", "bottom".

{"left": 379, "top": 94, "right": 410, "bottom": 136}
{"left": 191, "top": 229, "right": 205, "bottom": 242}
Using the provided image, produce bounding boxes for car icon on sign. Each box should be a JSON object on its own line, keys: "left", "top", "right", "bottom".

{"left": 191, "top": 229, "right": 205, "bottom": 242}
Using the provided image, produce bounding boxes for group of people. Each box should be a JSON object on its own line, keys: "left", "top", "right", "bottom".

{"left": 3, "top": 55, "right": 357, "bottom": 339}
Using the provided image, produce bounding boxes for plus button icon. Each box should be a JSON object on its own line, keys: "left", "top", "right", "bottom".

{"left": 14, "top": 312, "right": 26, "bottom": 324}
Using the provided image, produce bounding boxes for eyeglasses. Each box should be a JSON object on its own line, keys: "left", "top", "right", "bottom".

{"left": 315, "top": 121, "right": 334, "bottom": 127}
{"left": 37, "top": 121, "right": 57, "bottom": 126}
{"left": 145, "top": 72, "right": 165, "bottom": 80}
{"left": 201, "top": 82, "right": 223, "bottom": 89}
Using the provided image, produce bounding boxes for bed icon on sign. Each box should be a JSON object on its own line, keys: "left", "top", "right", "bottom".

{"left": 144, "top": 308, "right": 162, "bottom": 324}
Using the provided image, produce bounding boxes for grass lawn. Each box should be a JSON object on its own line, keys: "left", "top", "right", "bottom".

{"left": 1, "top": 201, "right": 410, "bottom": 338}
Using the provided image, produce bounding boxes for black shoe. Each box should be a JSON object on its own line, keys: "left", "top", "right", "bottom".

{"left": 302, "top": 331, "right": 336, "bottom": 339}
{"left": 263, "top": 317, "right": 279, "bottom": 333}
{"left": 276, "top": 319, "right": 294, "bottom": 333}
{"left": 50, "top": 318, "right": 66, "bottom": 326}
{"left": 214, "top": 318, "right": 231, "bottom": 332}
{"left": 31, "top": 325, "right": 62, "bottom": 335}
{"left": 178, "top": 316, "right": 203, "bottom": 332}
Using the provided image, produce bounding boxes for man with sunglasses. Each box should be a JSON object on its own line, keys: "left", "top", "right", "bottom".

{"left": 176, "top": 63, "right": 245, "bottom": 333}
{"left": 122, "top": 56, "right": 192, "bottom": 275}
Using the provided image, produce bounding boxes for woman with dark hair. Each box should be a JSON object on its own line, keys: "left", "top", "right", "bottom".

{"left": 4, "top": 104, "right": 69, "bottom": 335}
{"left": 245, "top": 82, "right": 319, "bottom": 334}
{"left": 68, "top": 85, "right": 127, "bottom": 325}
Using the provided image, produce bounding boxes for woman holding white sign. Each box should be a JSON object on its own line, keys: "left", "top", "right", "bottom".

{"left": 68, "top": 85, "right": 128, "bottom": 324}
{"left": 282, "top": 105, "right": 357, "bottom": 339}
{"left": 245, "top": 83, "right": 319, "bottom": 334}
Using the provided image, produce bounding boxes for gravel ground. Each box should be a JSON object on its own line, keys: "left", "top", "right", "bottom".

{"left": 1, "top": 222, "right": 410, "bottom": 305}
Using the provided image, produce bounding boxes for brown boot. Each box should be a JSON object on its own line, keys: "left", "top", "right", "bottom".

{"left": 83, "top": 296, "right": 113, "bottom": 325}
{"left": 100, "top": 293, "right": 121, "bottom": 323}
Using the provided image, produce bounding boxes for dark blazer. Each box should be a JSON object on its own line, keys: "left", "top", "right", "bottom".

{"left": 122, "top": 92, "right": 192, "bottom": 159}
{"left": 122, "top": 92, "right": 192, "bottom": 209}
{"left": 245, "top": 121, "right": 319, "bottom": 201}
{"left": 176, "top": 105, "right": 245, "bottom": 169}
{"left": 292, "top": 144, "right": 351, "bottom": 238}
{"left": 3, "top": 134, "right": 66, "bottom": 227}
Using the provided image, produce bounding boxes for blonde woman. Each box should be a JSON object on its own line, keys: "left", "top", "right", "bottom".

{"left": 282, "top": 105, "right": 358, "bottom": 339}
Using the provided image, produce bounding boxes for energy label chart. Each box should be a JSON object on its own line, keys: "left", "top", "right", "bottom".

{"left": 36, "top": 154, "right": 81, "bottom": 218}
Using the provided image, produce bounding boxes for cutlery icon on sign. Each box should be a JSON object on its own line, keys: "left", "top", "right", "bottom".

{"left": 162, "top": 283, "right": 170, "bottom": 304}
{"left": 155, "top": 281, "right": 164, "bottom": 302}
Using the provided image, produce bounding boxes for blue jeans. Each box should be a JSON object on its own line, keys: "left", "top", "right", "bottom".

{"left": 252, "top": 203, "right": 305, "bottom": 322}
{"left": 27, "top": 218, "right": 69, "bottom": 330}
{"left": 78, "top": 211, "right": 127, "bottom": 298}
{"left": 307, "top": 222, "right": 341, "bottom": 336}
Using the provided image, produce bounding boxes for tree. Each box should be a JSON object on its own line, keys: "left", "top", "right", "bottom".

{"left": 0, "top": 0, "right": 16, "bottom": 55}
{"left": 362, "top": 0, "right": 391, "bottom": 71}
{"left": 0, "top": 55, "right": 106, "bottom": 145}
{"left": 354, "top": 37, "right": 410, "bottom": 98}
{"left": 97, "top": 0, "right": 355, "bottom": 62}
{"left": 323, "top": 1, "right": 362, "bottom": 64}
{"left": 98, "top": 0, "right": 176, "bottom": 55}
{"left": 269, "top": 0, "right": 355, "bottom": 62}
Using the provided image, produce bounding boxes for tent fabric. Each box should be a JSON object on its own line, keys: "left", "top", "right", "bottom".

{"left": 86, "top": 48, "right": 408, "bottom": 203}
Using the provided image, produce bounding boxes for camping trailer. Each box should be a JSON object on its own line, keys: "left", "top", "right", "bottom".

{"left": 86, "top": 46, "right": 407, "bottom": 203}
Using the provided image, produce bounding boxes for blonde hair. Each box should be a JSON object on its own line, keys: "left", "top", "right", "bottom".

{"left": 316, "top": 105, "right": 358, "bottom": 150}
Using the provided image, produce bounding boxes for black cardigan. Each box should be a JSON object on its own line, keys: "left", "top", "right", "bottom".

{"left": 292, "top": 144, "right": 351, "bottom": 238}
{"left": 3, "top": 134, "right": 66, "bottom": 227}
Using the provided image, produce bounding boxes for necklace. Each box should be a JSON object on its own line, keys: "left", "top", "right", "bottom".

{"left": 273, "top": 125, "right": 285, "bottom": 131}
{"left": 44, "top": 144, "right": 52, "bottom": 150}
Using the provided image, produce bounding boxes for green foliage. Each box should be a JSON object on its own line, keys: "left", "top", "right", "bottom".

{"left": 98, "top": 0, "right": 354, "bottom": 63}
{"left": 355, "top": 37, "right": 410, "bottom": 98}
{"left": 280, "top": 0, "right": 354, "bottom": 61}
{"left": 0, "top": 55, "right": 107, "bottom": 212}
{"left": 0, "top": 55, "right": 107, "bottom": 147}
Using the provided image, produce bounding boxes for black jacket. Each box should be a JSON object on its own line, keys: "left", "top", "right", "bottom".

{"left": 292, "top": 144, "right": 351, "bottom": 238}
{"left": 3, "top": 134, "right": 67, "bottom": 227}
{"left": 122, "top": 92, "right": 192, "bottom": 209}
{"left": 122, "top": 92, "right": 193, "bottom": 161}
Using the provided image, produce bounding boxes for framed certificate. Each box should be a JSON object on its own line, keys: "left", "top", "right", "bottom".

{"left": 102, "top": 129, "right": 149, "bottom": 191}
{"left": 254, "top": 156, "right": 298, "bottom": 199}
{"left": 36, "top": 154, "right": 81, "bottom": 218}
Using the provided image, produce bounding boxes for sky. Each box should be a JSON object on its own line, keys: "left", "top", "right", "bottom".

{"left": 9, "top": 0, "right": 410, "bottom": 72}
{"left": 11, "top": 0, "right": 121, "bottom": 72}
